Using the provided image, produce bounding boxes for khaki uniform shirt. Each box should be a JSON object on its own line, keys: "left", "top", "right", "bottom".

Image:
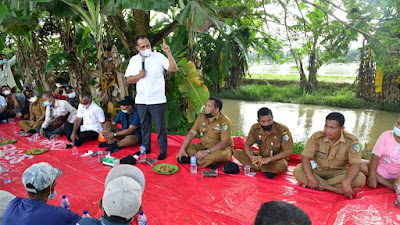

{"left": 302, "top": 131, "right": 361, "bottom": 170}
{"left": 245, "top": 122, "right": 294, "bottom": 157}
{"left": 29, "top": 99, "right": 46, "bottom": 121}
{"left": 191, "top": 112, "right": 233, "bottom": 149}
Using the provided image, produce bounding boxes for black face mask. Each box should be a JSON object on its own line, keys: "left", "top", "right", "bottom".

{"left": 205, "top": 113, "right": 213, "bottom": 118}
{"left": 58, "top": 89, "right": 63, "bottom": 95}
{"left": 261, "top": 124, "right": 273, "bottom": 131}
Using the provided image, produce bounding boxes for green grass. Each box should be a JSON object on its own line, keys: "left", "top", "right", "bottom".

{"left": 213, "top": 82, "right": 400, "bottom": 112}
{"left": 248, "top": 73, "right": 356, "bottom": 83}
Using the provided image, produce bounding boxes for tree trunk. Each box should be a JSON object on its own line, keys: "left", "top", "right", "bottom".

{"left": 57, "top": 18, "right": 89, "bottom": 93}
{"left": 307, "top": 37, "right": 318, "bottom": 90}
{"left": 356, "top": 41, "right": 375, "bottom": 100}
{"left": 299, "top": 59, "right": 307, "bottom": 90}
{"left": 382, "top": 73, "right": 400, "bottom": 103}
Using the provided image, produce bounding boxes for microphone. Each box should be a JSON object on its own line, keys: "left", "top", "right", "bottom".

{"left": 141, "top": 56, "right": 145, "bottom": 70}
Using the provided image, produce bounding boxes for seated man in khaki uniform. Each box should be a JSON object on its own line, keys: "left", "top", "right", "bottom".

{"left": 293, "top": 112, "right": 366, "bottom": 198}
{"left": 232, "top": 107, "right": 294, "bottom": 179}
{"left": 18, "top": 90, "right": 46, "bottom": 135}
{"left": 176, "top": 97, "right": 232, "bottom": 169}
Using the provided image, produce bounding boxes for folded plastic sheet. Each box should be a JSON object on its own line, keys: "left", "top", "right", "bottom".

{"left": 0, "top": 123, "right": 399, "bottom": 225}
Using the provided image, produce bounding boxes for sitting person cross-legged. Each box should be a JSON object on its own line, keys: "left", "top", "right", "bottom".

{"left": 100, "top": 96, "right": 141, "bottom": 153}
{"left": 176, "top": 96, "right": 233, "bottom": 169}
{"left": 293, "top": 112, "right": 366, "bottom": 198}
{"left": 360, "top": 119, "right": 400, "bottom": 191}
{"left": 18, "top": 90, "right": 46, "bottom": 135}
{"left": 40, "top": 91, "right": 77, "bottom": 140}
{"left": 68, "top": 91, "right": 105, "bottom": 147}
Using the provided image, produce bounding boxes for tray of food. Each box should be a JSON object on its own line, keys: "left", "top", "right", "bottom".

{"left": 0, "top": 138, "right": 16, "bottom": 145}
{"left": 25, "top": 148, "right": 48, "bottom": 155}
{"left": 153, "top": 163, "right": 178, "bottom": 175}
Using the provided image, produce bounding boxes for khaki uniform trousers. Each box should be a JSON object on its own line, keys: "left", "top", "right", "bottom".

{"left": 293, "top": 163, "right": 366, "bottom": 190}
{"left": 18, "top": 120, "right": 43, "bottom": 132}
{"left": 233, "top": 150, "right": 288, "bottom": 174}
{"left": 186, "top": 143, "right": 232, "bottom": 168}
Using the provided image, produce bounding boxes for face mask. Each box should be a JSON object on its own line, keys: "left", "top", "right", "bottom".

{"left": 121, "top": 109, "right": 129, "bottom": 114}
{"left": 140, "top": 49, "right": 152, "bottom": 57}
{"left": 0, "top": 61, "right": 3, "bottom": 65}
{"left": 108, "top": 57, "right": 113, "bottom": 61}
{"left": 3, "top": 59, "right": 7, "bottom": 63}
{"left": 394, "top": 126, "right": 400, "bottom": 137}
{"left": 57, "top": 89, "right": 63, "bottom": 95}
{"left": 48, "top": 189, "right": 56, "bottom": 201}
{"left": 261, "top": 124, "right": 273, "bottom": 131}
{"left": 68, "top": 92, "right": 76, "bottom": 98}
{"left": 28, "top": 96, "right": 38, "bottom": 103}
{"left": 205, "top": 113, "right": 213, "bottom": 118}
{"left": 44, "top": 101, "right": 52, "bottom": 106}
{"left": 2, "top": 90, "right": 10, "bottom": 96}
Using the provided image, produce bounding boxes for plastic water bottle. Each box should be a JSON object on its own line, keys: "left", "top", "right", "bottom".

{"left": 82, "top": 210, "right": 91, "bottom": 218}
{"left": 190, "top": 154, "right": 197, "bottom": 174}
{"left": 137, "top": 211, "right": 147, "bottom": 225}
{"left": 140, "top": 144, "right": 146, "bottom": 161}
{"left": 60, "top": 195, "right": 70, "bottom": 210}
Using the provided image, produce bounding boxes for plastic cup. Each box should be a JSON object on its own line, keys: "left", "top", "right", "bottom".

{"left": 72, "top": 147, "right": 78, "bottom": 155}
{"left": 244, "top": 165, "right": 251, "bottom": 176}
{"left": 3, "top": 173, "right": 11, "bottom": 184}
{"left": 32, "top": 133, "right": 39, "bottom": 142}
{"left": 97, "top": 151, "right": 104, "bottom": 162}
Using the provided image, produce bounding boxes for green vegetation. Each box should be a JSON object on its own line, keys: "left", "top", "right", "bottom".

{"left": 213, "top": 78, "right": 400, "bottom": 112}
{"left": 247, "top": 74, "right": 356, "bottom": 84}
{"left": 293, "top": 142, "right": 305, "bottom": 154}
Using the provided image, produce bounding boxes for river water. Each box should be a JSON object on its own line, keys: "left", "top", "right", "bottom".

{"left": 221, "top": 99, "right": 399, "bottom": 145}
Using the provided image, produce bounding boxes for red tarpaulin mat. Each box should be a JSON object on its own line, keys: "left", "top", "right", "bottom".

{"left": 0, "top": 122, "right": 399, "bottom": 225}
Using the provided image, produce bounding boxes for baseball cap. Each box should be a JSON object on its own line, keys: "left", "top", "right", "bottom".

{"left": 23, "top": 81, "right": 33, "bottom": 90}
{"left": 105, "top": 165, "right": 145, "bottom": 193}
{"left": 23, "top": 90, "right": 34, "bottom": 98}
{"left": 118, "top": 96, "right": 135, "bottom": 106}
{"left": 102, "top": 176, "right": 142, "bottom": 220}
{"left": 22, "top": 162, "right": 62, "bottom": 193}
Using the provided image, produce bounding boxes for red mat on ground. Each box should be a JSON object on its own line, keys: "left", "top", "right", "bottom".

{"left": 0, "top": 122, "right": 399, "bottom": 225}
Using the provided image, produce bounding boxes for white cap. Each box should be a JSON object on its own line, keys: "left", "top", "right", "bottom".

{"left": 105, "top": 165, "right": 145, "bottom": 194}
{"left": 102, "top": 176, "right": 142, "bottom": 220}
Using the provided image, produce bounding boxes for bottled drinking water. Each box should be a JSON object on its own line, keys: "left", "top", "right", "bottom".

{"left": 140, "top": 144, "right": 146, "bottom": 161}
{"left": 60, "top": 195, "right": 70, "bottom": 210}
{"left": 190, "top": 154, "right": 197, "bottom": 174}
{"left": 137, "top": 211, "right": 147, "bottom": 225}
{"left": 82, "top": 210, "right": 91, "bottom": 218}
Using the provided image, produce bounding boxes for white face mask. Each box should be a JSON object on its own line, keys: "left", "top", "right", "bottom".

{"left": 2, "top": 90, "right": 10, "bottom": 96}
{"left": 140, "top": 49, "right": 152, "bottom": 57}
{"left": 28, "top": 96, "right": 38, "bottom": 103}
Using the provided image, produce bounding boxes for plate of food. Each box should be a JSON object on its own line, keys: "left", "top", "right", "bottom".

{"left": 25, "top": 148, "right": 48, "bottom": 155}
{"left": 153, "top": 163, "right": 178, "bottom": 175}
{"left": 0, "top": 138, "right": 16, "bottom": 145}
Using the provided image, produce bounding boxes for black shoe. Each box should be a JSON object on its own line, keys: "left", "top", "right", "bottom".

{"left": 158, "top": 153, "right": 167, "bottom": 160}
{"left": 74, "top": 139, "right": 83, "bottom": 147}
{"left": 27, "top": 129, "right": 36, "bottom": 134}
{"left": 98, "top": 142, "right": 110, "bottom": 148}
{"left": 106, "top": 143, "right": 120, "bottom": 153}
{"left": 210, "top": 163, "right": 219, "bottom": 170}
{"left": 66, "top": 144, "right": 73, "bottom": 149}
{"left": 265, "top": 172, "right": 275, "bottom": 179}
{"left": 121, "top": 155, "right": 137, "bottom": 165}
{"left": 177, "top": 156, "right": 190, "bottom": 164}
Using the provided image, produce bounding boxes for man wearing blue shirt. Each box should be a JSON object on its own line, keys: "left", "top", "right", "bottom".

{"left": 101, "top": 96, "right": 141, "bottom": 153}
{"left": 1, "top": 162, "right": 81, "bottom": 225}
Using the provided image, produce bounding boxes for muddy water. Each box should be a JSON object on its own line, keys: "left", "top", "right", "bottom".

{"left": 221, "top": 99, "right": 399, "bottom": 144}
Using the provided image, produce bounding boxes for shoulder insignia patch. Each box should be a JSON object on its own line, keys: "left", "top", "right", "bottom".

{"left": 282, "top": 134, "right": 289, "bottom": 142}
{"left": 353, "top": 144, "right": 360, "bottom": 152}
{"left": 222, "top": 124, "right": 228, "bottom": 131}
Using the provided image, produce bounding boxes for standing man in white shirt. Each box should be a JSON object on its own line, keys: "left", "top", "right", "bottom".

{"left": 125, "top": 35, "right": 177, "bottom": 160}
{"left": 69, "top": 92, "right": 105, "bottom": 147}
{"left": 0, "top": 54, "right": 17, "bottom": 92}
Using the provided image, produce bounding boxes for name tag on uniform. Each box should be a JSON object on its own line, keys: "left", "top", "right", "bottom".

{"left": 213, "top": 126, "right": 221, "bottom": 131}
{"left": 317, "top": 150, "right": 327, "bottom": 154}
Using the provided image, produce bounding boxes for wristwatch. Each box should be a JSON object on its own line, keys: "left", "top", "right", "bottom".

{"left": 113, "top": 132, "right": 117, "bottom": 137}
{"left": 206, "top": 149, "right": 211, "bottom": 154}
